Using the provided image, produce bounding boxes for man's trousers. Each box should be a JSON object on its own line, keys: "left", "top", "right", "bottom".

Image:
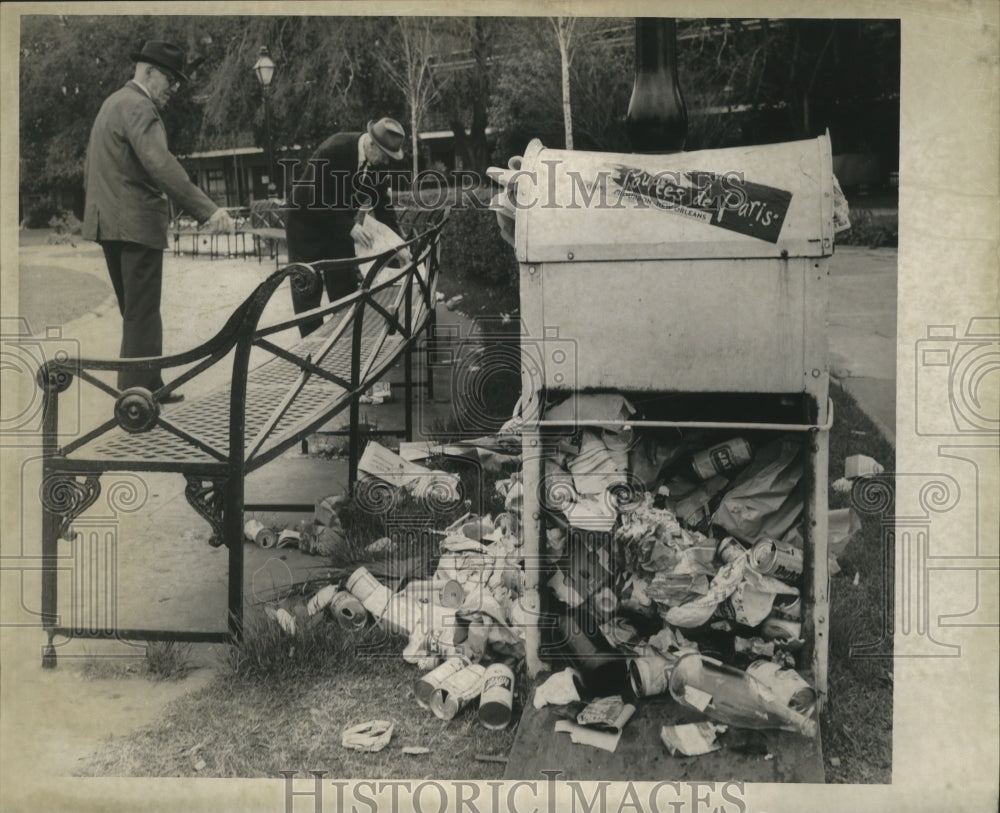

{"left": 286, "top": 230, "right": 361, "bottom": 338}
{"left": 101, "top": 240, "right": 165, "bottom": 391}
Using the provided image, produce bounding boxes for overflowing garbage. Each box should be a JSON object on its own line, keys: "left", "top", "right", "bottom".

{"left": 514, "top": 391, "right": 827, "bottom": 751}
{"left": 251, "top": 395, "right": 876, "bottom": 759}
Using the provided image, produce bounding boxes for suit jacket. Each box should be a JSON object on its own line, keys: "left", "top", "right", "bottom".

{"left": 82, "top": 81, "right": 217, "bottom": 250}
{"left": 285, "top": 131, "right": 400, "bottom": 263}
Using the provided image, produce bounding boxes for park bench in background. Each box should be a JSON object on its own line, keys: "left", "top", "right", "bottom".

{"left": 244, "top": 198, "right": 289, "bottom": 266}
{"left": 36, "top": 208, "right": 449, "bottom": 666}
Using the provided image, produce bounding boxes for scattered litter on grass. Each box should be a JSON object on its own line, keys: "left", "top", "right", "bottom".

{"left": 844, "top": 454, "right": 884, "bottom": 478}
{"left": 342, "top": 720, "right": 394, "bottom": 752}
{"left": 264, "top": 606, "right": 297, "bottom": 636}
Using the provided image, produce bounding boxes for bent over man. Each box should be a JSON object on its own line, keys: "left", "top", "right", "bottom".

{"left": 284, "top": 117, "right": 406, "bottom": 337}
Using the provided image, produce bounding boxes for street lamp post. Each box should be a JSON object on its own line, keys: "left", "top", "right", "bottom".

{"left": 626, "top": 18, "right": 688, "bottom": 153}
{"left": 253, "top": 46, "right": 277, "bottom": 197}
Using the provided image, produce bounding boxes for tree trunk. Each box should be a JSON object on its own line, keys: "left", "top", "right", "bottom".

{"left": 411, "top": 107, "right": 419, "bottom": 181}
{"left": 559, "top": 35, "right": 574, "bottom": 150}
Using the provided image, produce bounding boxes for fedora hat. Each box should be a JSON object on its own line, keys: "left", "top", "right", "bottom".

{"left": 130, "top": 40, "right": 190, "bottom": 83}
{"left": 366, "top": 117, "right": 406, "bottom": 161}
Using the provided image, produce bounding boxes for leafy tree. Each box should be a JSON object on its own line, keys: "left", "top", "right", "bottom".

{"left": 489, "top": 18, "right": 634, "bottom": 160}
{"left": 18, "top": 15, "right": 406, "bottom": 208}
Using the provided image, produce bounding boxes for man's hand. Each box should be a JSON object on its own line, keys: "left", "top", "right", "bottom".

{"left": 205, "top": 208, "right": 235, "bottom": 234}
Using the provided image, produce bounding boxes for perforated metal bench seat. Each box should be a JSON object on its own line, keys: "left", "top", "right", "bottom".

{"left": 70, "top": 284, "right": 407, "bottom": 471}
{"left": 36, "top": 211, "right": 448, "bottom": 663}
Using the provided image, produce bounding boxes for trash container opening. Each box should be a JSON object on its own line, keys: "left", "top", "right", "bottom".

{"left": 539, "top": 390, "right": 822, "bottom": 429}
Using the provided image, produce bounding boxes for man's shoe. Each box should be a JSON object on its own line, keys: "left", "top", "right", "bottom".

{"left": 159, "top": 392, "right": 185, "bottom": 405}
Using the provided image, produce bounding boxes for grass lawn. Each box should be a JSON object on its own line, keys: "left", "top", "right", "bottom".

{"left": 821, "top": 381, "right": 896, "bottom": 783}
{"left": 78, "top": 646, "right": 517, "bottom": 779}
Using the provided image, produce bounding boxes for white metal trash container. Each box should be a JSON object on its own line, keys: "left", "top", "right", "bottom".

{"left": 509, "top": 135, "right": 835, "bottom": 713}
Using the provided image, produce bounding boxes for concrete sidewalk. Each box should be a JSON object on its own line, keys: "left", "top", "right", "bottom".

{"left": 827, "top": 246, "right": 897, "bottom": 446}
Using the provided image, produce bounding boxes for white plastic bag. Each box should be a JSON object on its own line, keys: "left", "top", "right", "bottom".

{"left": 352, "top": 217, "right": 412, "bottom": 285}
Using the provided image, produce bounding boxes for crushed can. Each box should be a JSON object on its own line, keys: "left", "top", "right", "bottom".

{"left": 244, "top": 519, "right": 277, "bottom": 549}
{"left": 759, "top": 616, "right": 804, "bottom": 648}
{"left": 430, "top": 663, "right": 487, "bottom": 720}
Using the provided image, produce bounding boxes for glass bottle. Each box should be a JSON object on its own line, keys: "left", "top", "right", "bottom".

{"left": 668, "top": 653, "right": 818, "bottom": 737}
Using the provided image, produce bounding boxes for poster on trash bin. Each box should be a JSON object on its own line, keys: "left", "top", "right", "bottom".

{"left": 607, "top": 163, "right": 794, "bottom": 243}
{"left": 0, "top": 3, "right": 997, "bottom": 813}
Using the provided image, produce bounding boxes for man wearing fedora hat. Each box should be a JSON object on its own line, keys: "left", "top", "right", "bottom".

{"left": 83, "top": 40, "right": 234, "bottom": 401}
{"left": 284, "top": 117, "right": 407, "bottom": 337}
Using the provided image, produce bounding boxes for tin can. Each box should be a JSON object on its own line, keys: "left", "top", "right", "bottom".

{"left": 750, "top": 539, "right": 803, "bottom": 584}
{"left": 691, "top": 438, "right": 753, "bottom": 480}
{"left": 479, "top": 663, "right": 515, "bottom": 729}
{"left": 430, "top": 663, "right": 487, "bottom": 720}
{"left": 328, "top": 591, "right": 368, "bottom": 631}
{"left": 745, "top": 660, "right": 816, "bottom": 714}
{"left": 244, "top": 519, "right": 276, "bottom": 549}
{"left": 345, "top": 567, "right": 392, "bottom": 619}
{"left": 414, "top": 657, "right": 469, "bottom": 709}
{"left": 717, "top": 536, "right": 749, "bottom": 564}
{"left": 628, "top": 653, "right": 672, "bottom": 698}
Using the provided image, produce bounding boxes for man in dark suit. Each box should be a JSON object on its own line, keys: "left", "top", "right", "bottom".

{"left": 82, "top": 40, "right": 233, "bottom": 401}
{"left": 284, "top": 117, "right": 406, "bottom": 336}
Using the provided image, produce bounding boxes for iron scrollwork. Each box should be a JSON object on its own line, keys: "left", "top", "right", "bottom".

{"left": 40, "top": 473, "right": 102, "bottom": 539}
{"left": 183, "top": 475, "right": 227, "bottom": 547}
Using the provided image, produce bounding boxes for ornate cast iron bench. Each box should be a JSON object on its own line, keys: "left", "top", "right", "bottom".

{"left": 36, "top": 209, "right": 448, "bottom": 666}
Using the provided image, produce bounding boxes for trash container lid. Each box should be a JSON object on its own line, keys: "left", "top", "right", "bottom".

{"left": 510, "top": 134, "right": 836, "bottom": 263}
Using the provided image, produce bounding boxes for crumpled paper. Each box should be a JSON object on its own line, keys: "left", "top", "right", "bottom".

{"left": 664, "top": 554, "right": 796, "bottom": 628}
{"left": 342, "top": 720, "right": 394, "bottom": 752}
{"left": 533, "top": 668, "right": 583, "bottom": 709}
{"left": 660, "top": 722, "right": 726, "bottom": 756}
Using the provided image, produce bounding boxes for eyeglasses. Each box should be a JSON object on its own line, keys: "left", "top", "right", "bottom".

{"left": 151, "top": 66, "right": 181, "bottom": 90}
